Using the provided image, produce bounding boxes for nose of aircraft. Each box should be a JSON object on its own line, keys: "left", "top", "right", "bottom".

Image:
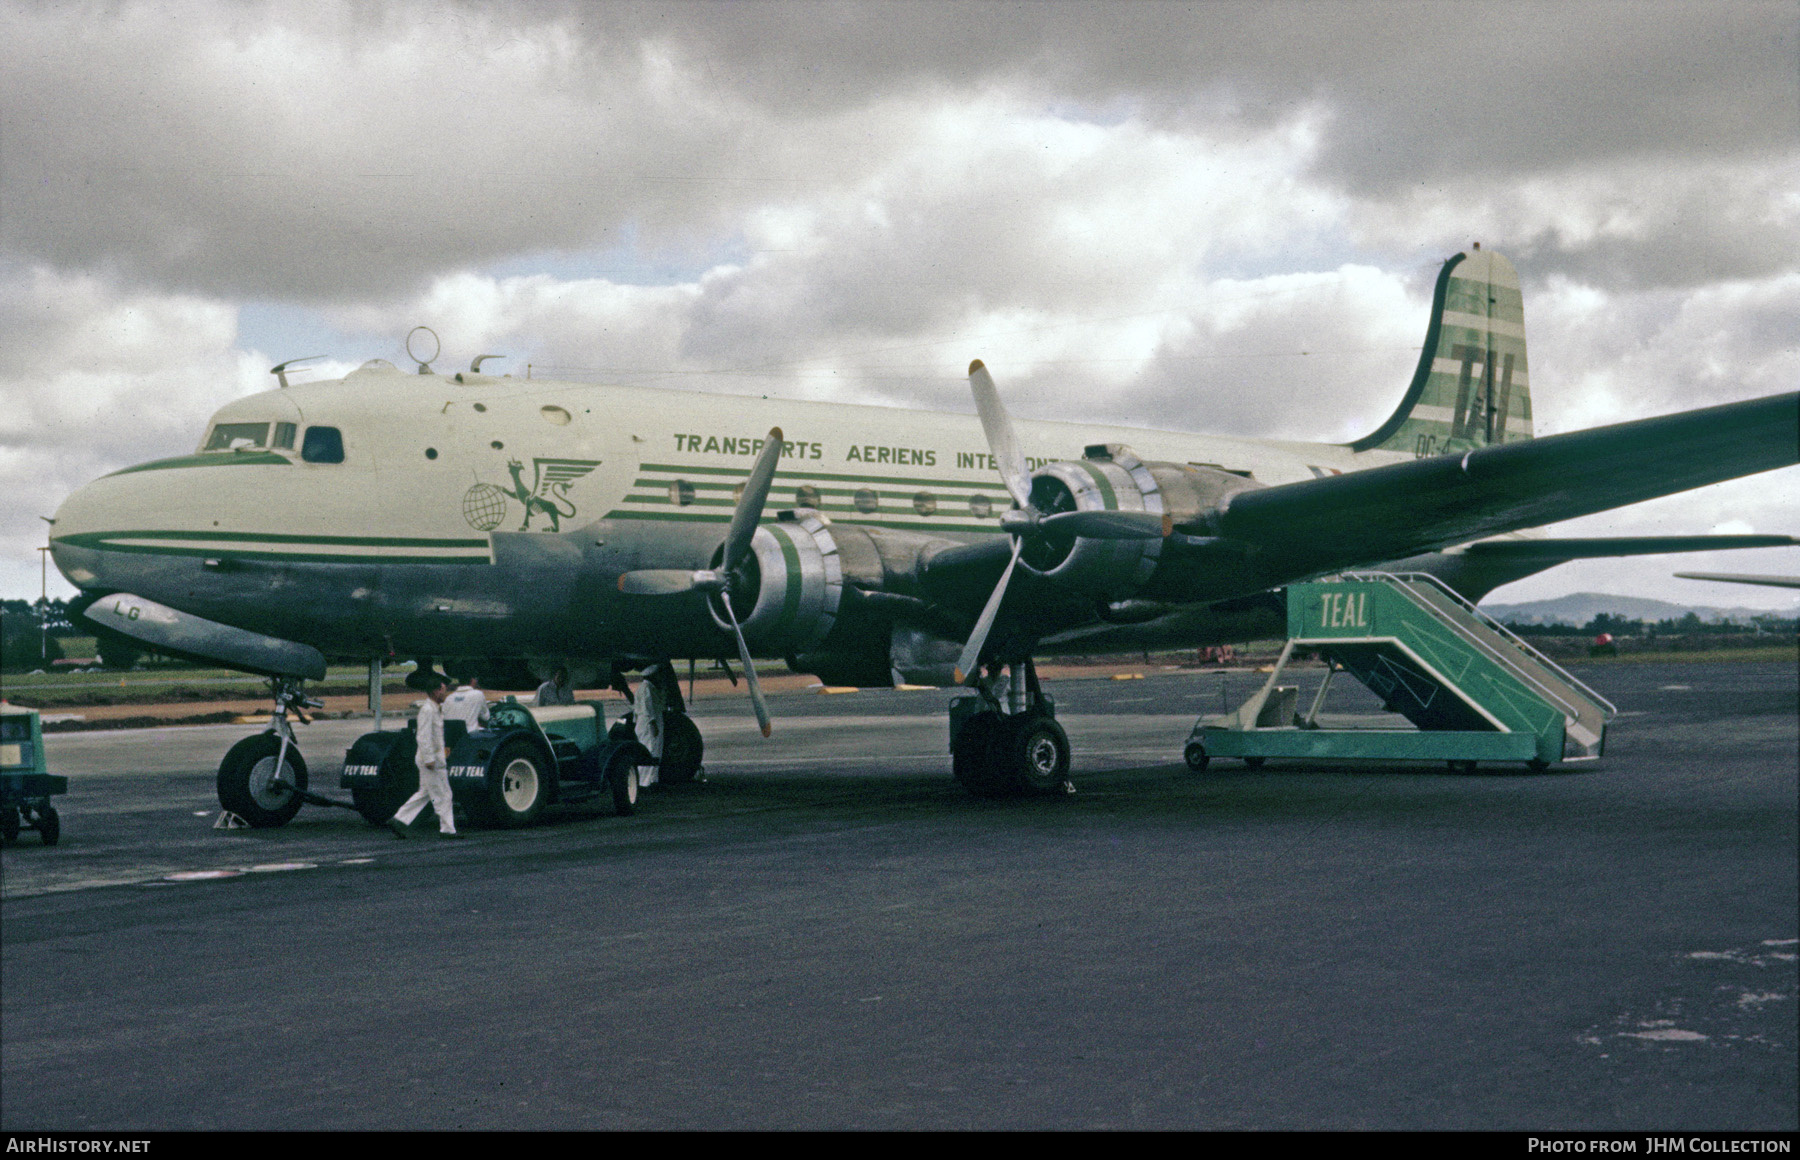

{"left": 48, "top": 470, "right": 117, "bottom": 590}
{"left": 48, "top": 459, "right": 204, "bottom": 592}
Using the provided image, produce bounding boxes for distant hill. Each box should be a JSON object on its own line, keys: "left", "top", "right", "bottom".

{"left": 1478, "top": 592, "right": 1791, "bottom": 626}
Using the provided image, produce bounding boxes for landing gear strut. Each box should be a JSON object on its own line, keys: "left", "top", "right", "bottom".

{"left": 949, "top": 659, "right": 1072, "bottom": 799}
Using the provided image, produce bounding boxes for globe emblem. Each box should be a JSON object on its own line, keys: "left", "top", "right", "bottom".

{"left": 462, "top": 482, "right": 510, "bottom": 531}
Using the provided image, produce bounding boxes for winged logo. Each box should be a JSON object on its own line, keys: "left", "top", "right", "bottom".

{"left": 463, "top": 457, "right": 601, "bottom": 533}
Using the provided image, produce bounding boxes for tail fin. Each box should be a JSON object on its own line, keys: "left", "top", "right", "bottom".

{"left": 1348, "top": 246, "right": 1534, "bottom": 455}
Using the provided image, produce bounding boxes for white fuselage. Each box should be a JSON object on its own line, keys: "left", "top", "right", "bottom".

{"left": 50, "top": 360, "right": 1415, "bottom": 661}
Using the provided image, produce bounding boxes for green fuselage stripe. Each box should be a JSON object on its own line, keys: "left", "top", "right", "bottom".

{"left": 52, "top": 541, "right": 486, "bottom": 565}
{"left": 638, "top": 463, "right": 1004, "bottom": 489}
{"left": 603, "top": 509, "right": 1000, "bottom": 536}
{"left": 106, "top": 453, "right": 293, "bottom": 477}
{"left": 56, "top": 529, "right": 489, "bottom": 550}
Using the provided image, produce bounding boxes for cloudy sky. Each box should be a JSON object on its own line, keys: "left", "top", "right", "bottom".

{"left": 3, "top": 0, "right": 1796, "bottom": 611}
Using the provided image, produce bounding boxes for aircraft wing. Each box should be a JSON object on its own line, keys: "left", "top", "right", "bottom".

{"left": 1214, "top": 391, "right": 1799, "bottom": 583}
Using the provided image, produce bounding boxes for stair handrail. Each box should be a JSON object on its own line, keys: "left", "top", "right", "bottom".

{"left": 1337, "top": 571, "right": 1618, "bottom": 723}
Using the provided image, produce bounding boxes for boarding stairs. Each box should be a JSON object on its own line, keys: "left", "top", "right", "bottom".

{"left": 1194, "top": 572, "right": 1614, "bottom": 769}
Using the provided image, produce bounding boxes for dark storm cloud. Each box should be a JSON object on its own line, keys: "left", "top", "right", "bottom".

{"left": 617, "top": 1, "right": 1797, "bottom": 179}
{"left": 4, "top": 1, "right": 1792, "bottom": 301}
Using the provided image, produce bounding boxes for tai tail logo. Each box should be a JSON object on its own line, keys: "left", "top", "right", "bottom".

{"left": 1347, "top": 247, "right": 1536, "bottom": 459}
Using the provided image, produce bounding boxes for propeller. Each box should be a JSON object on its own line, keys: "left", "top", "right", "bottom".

{"left": 953, "top": 362, "right": 1169, "bottom": 684}
{"left": 617, "top": 427, "right": 784, "bottom": 737}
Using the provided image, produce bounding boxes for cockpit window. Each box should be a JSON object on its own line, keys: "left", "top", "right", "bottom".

{"left": 301, "top": 426, "right": 345, "bottom": 464}
{"left": 203, "top": 422, "right": 270, "bottom": 451}
{"left": 272, "top": 422, "right": 297, "bottom": 450}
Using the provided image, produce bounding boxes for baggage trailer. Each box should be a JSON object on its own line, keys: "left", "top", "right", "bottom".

{"left": 1, "top": 702, "right": 67, "bottom": 845}
{"left": 1185, "top": 573, "right": 1614, "bottom": 773}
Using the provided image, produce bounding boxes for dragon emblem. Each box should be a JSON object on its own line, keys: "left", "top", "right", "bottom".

{"left": 462, "top": 457, "right": 601, "bottom": 533}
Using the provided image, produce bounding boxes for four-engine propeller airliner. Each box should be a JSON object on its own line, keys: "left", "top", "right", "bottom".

{"left": 47, "top": 247, "right": 1800, "bottom": 818}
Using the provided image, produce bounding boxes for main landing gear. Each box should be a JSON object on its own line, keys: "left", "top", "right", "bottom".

{"left": 949, "top": 659, "right": 1073, "bottom": 799}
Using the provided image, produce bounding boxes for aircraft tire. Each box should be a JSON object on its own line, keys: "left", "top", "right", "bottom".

{"left": 1, "top": 805, "right": 18, "bottom": 842}
{"left": 604, "top": 747, "right": 639, "bottom": 817}
{"left": 952, "top": 710, "right": 1010, "bottom": 798}
{"left": 1183, "top": 742, "right": 1210, "bottom": 772}
{"left": 38, "top": 806, "right": 59, "bottom": 847}
{"left": 217, "top": 733, "right": 308, "bottom": 828}
{"left": 477, "top": 741, "right": 550, "bottom": 828}
{"left": 658, "top": 712, "right": 704, "bottom": 785}
{"left": 999, "top": 715, "right": 1070, "bottom": 797}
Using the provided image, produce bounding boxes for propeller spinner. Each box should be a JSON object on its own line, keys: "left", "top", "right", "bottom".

{"left": 617, "top": 427, "right": 785, "bottom": 737}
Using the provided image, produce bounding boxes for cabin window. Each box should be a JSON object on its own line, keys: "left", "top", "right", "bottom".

{"left": 302, "top": 426, "right": 345, "bottom": 464}
{"left": 854, "top": 488, "right": 880, "bottom": 513}
{"left": 204, "top": 422, "right": 270, "bottom": 451}
{"left": 912, "top": 492, "right": 937, "bottom": 516}
{"left": 272, "top": 422, "right": 297, "bottom": 450}
{"left": 794, "top": 485, "right": 820, "bottom": 508}
{"left": 968, "top": 494, "right": 993, "bottom": 518}
{"left": 669, "top": 480, "right": 695, "bottom": 506}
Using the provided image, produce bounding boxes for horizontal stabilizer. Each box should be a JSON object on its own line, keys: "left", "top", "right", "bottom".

{"left": 1222, "top": 392, "right": 1799, "bottom": 581}
{"left": 81, "top": 592, "right": 327, "bottom": 679}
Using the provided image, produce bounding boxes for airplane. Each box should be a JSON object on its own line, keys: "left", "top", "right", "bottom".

{"left": 46, "top": 246, "right": 1800, "bottom": 818}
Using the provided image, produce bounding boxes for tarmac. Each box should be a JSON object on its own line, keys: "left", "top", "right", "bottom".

{"left": 1, "top": 659, "right": 1794, "bottom": 1130}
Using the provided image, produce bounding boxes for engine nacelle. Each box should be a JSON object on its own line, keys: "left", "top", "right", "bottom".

{"left": 1018, "top": 444, "right": 1257, "bottom": 600}
{"left": 1020, "top": 448, "right": 1163, "bottom": 599}
{"left": 707, "top": 510, "right": 844, "bottom": 655}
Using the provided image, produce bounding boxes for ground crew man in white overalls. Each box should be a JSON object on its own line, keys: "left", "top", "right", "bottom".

{"left": 633, "top": 663, "right": 668, "bottom": 787}
{"left": 444, "top": 673, "right": 490, "bottom": 731}
{"left": 388, "top": 672, "right": 461, "bottom": 839}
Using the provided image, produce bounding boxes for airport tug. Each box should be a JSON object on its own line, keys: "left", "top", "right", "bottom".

{"left": 1, "top": 702, "right": 67, "bottom": 845}
{"left": 338, "top": 696, "right": 656, "bottom": 830}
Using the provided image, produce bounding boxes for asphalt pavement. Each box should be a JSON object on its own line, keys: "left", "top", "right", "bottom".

{"left": 1, "top": 660, "right": 1794, "bottom": 1130}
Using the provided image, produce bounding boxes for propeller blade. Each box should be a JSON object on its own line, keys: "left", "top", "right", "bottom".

{"left": 617, "top": 569, "right": 726, "bottom": 595}
{"left": 1037, "top": 509, "right": 1172, "bottom": 540}
{"left": 723, "top": 427, "right": 786, "bottom": 574}
{"left": 968, "top": 361, "right": 1034, "bottom": 511}
{"left": 953, "top": 536, "right": 1024, "bottom": 685}
{"left": 719, "top": 597, "right": 772, "bottom": 738}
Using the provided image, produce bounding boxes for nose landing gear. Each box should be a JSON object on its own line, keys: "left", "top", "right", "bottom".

{"left": 216, "top": 678, "right": 322, "bottom": 827}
